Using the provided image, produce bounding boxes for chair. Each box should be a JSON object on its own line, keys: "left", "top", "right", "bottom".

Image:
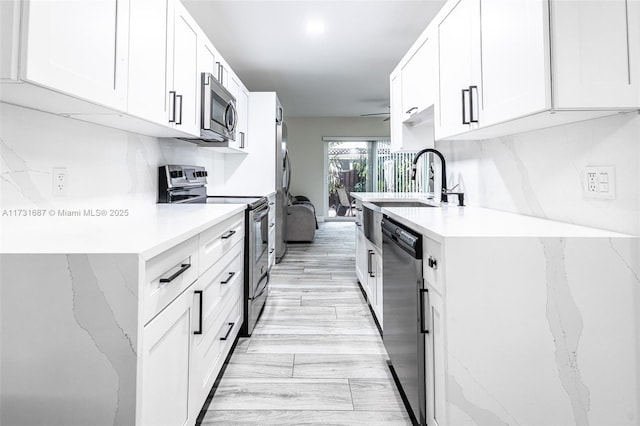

{"left": 336, "top": 187, "right": 356, "bottom": 217}
{"left": 286, "top": 194, "right": 317, "bottom": 242}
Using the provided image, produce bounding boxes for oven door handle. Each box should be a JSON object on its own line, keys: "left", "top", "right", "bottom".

{"left": 253, "top": 206, "right": 270, "bottom": 222}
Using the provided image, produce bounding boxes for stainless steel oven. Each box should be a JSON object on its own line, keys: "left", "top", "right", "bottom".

{"left": 248, "top": 200, "right": 270, "bottom": 334}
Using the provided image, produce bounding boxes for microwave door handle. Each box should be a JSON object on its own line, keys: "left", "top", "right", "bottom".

{"left": 225, "top": 102, "right": 238, "bottom": 133}
{"left": 202, "top": 74, "right": 211, "bottom": 130}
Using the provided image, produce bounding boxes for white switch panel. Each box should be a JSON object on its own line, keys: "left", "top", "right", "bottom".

{"left": 583, "top": 166, "right": 615, "bottom": 199}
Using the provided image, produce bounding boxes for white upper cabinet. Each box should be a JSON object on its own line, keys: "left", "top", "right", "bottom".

{"left": 436, "top": 0, "right": 481, "bottom": 139}
{"left": 552, "top": 0, "right": 640, "bottom": 109}
{"left": 237, "top": 84, "right": 250, "bottom": 150}
{"left": 389, "top": 69, "right": 403, "bottom": 151}
{"left": 401, "top": 32, "right": 437, "bottom": 121}
{"left": 428, "top": 0, "right": 640, "bottom": 141}
{"left": 128, "top": 0, "right": 171, "bottom": 127}
{"left": 170, "top": 1, "right": 200, "bottom": 136}
{"left": 479, "top": 0, "right": 549, "bottom": 126}
{"left": 4, "top": 0, "right": 129, "bottom": 111}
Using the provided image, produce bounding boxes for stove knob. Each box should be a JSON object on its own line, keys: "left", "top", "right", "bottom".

{"left": 203, "top": 171, "right": 208, "bottom": 177}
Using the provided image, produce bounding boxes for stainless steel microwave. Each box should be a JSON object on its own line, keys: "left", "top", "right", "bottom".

{"left": 200, "top": 72, "right": 237, "bottom": 142}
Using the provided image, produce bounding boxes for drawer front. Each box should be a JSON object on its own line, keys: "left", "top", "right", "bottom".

{"left": 145, "top": 236, "right": 199, "bottom": 324}
{"left": 197, "top": 240, "right": 244, "bottom": 328}
{"left": 199, "top": 213, "right": 244, "bottom": 275}
{"left": 423, "top": 237, "right": 443, "bottom": 295}
{"left": 218, "top": 285, "right": 243, "bottom": 361}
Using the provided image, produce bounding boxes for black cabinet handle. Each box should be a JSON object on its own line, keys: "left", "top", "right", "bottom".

{"left": 368, "top": 250, "right": 375, "bottom": 277}
{"left": 469, "top": 85, "right": 478, "bottom": 123}
{"left": 194, "top": 290, "right": 203, "bottom": 335}
{"left": 239, "top": 131, "right": 245, "bottom": 149}
{"left": 461, "top": 88, "right": 470, "bottom": 124}
{"left": 159, "top": 263, "right": 191, "bottom": 283}
{"left": 405, "top": 106, "right": 418, "bottom": 115}
{"left": 220, "top": 271, "right": 235, "bottom": 284}
{"left": 169, "top": 91, "right": 177, "bottom": 123}
{"left": 419, "top": 288, "right": 429, "bottom": 334}
{"left": 176, "top": 94, "right": 183, "bottom": 125}
{"left": 220, "top": 322, "right": 235, "bottom": 341}
{"left": 221, "top": 230, "right": 236, "bottom": 239}
{"left": 427, "top": 256, "right": 438, "bottom": 270}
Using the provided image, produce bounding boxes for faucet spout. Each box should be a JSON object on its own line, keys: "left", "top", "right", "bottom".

{"left": 411, "top": 148, "right": 448, "bottom": 203}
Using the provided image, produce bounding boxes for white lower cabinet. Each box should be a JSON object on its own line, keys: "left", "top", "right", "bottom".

{"left": 141, "top": 285, "right": 195, "bottom": 426}
{"left": 355, "top": 220, "right": 383, "bottom": 328}
{"left": 267, "top": 193, "right": 276, "bottom": 269}
{"left": 142, "top": 212, "right": 244, "bottom": 425}
{"left": 424, "top": 285, "right": 445, "bottom": 426}
{"left": 189, "top": 238, "right": 244, "bottom": 421}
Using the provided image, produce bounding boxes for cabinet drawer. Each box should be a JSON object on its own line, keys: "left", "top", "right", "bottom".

{"left": 218, "top": 286, "right": 243, "bottom": 357}
{"left": 198, "top": 240, "right": 243, "bottom": 323}
{"left": 145, "top": 236, "right": 199, "bottom": 324}
{"left": 423, "top": 237, "right": 443, "bottom": 295}
{"left": 199, "top": 213, "right": 244, "bottom": 275}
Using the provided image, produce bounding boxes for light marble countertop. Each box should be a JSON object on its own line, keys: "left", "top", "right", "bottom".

{"left": 351, "top": 192, "right": 634, "bottom": 241}
{"left": 0, "top": 204, "right": 246, "bottom": 259}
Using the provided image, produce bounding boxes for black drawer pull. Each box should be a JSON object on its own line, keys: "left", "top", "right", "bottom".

{"left": 221, "top": 230, "right": 236, "bottom": 239}
{"left": 194, "top": 290, "right": 203, "bottom": 335}
{"left": 159, "top": 263, "right": 191, "bottom": 283}
{"left": 220, "top": 322, "right": 235, "bottom": 341}
{"left": 220, "top": 271, "right": 236, "bottom": 284}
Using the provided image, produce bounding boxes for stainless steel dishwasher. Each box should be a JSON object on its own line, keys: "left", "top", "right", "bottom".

{"left": 381, "top": 216, "right": 425, "bottom": 425}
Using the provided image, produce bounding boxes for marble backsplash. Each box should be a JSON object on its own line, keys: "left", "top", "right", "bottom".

{"left": 436, "top": 111, "right": 640, "bottom": 236}
{"left": 0, "top": 103, "right": 226, "bottom": 209}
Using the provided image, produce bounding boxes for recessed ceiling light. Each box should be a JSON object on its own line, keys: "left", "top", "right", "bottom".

{"left": 306, "top": 19, "right": 325, "bottom": 36}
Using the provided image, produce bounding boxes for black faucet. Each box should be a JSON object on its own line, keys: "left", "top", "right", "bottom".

{"left": 411, "top": 148, "right": 464, "bottom": 206}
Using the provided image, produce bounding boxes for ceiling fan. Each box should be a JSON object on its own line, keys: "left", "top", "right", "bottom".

{"left": 360, "top": 106, "right": 390, "bottom": 122}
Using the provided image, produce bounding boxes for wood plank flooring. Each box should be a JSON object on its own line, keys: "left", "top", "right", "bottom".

{"left": 199, "top": 222, "right": 411, "bottom": 425}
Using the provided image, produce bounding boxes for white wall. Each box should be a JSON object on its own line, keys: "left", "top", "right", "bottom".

{"left": 0, "top": 103, "right": 226, "bottom": 208}
{"left": 437, "top": 112, "right": 640, "bottom": 236}
{"left": 286, "top": 117, "right": 390, "bottom": 218}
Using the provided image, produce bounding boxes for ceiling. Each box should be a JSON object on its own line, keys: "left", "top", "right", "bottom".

{"left": 182, "top": 0, "right": 446, "bottom": 118}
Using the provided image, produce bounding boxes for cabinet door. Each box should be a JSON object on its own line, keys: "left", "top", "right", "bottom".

{"left": 1, "top": 0, "right": 20, "bottom": 81}
{"left": 402, "top": 35, "right": 436, "bottom": 119}
{"left": 389, "top": 70, "right": 403, "bottom": 151}
{"left": 480, "top": 0, "right": 549, "bottom": 126}
{"left": 374, "top": 249, "right": 383, "bottom": 327}
{"left": 141, "top": 286, "right": 194, "bottom": 426}
{"left": 237, "top": 85, "right": 250, "bottom": 150}
{"left": 425, "top": 287, "right": 445, "bottom": 426}
{"left": 551, "top": 0, "right": 640, "bottom": 108}
{"left": 21, "top": 0, "right": 129, "bottom": 111}
{"left": 436, "top": 0, "right": 481, "bottom": 139}
{"left": 171, "top": 1, "right": 199, "bottom": 135}
{"left": 128, "top": 0, "right": 170, "bottom": 125}
{"left": 355, "top": 227, "right": 367, "bottom": 285}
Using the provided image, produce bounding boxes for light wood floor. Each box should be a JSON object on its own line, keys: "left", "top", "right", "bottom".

{"left": 199, "top": 222, "right": 412, "bottom": 425}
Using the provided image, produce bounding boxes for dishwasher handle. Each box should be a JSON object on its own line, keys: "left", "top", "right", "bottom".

{"left": 419, "top": 288, "right": 430, "bottom": 334}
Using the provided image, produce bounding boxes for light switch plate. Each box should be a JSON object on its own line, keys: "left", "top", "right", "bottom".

{"left": 583, "top": 166, "right": 615, "bottom": 199}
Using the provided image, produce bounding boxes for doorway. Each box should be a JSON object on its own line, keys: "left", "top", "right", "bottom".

{"left": 324, "top": 139, "right": 389, "bottom": 220}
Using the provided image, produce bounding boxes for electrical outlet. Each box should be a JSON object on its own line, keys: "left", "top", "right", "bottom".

{"left": 583, "top": 166, "right": 615, "bottom": 199}
{"left": 52, "top": 167, "right": 67, "bottom": 196}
